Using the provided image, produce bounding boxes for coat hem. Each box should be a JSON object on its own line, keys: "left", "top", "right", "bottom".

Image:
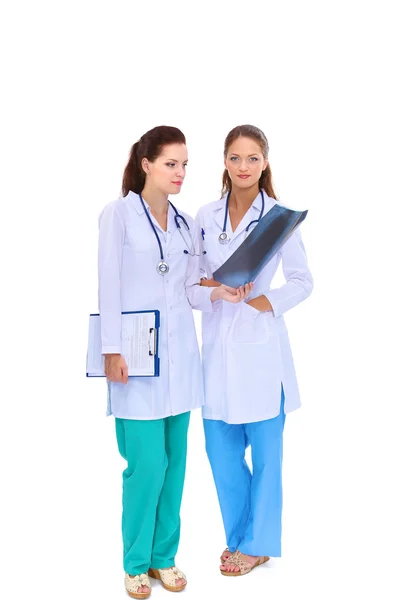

{"left": 202, "top": 403, "right": 300, "bottom": 425}
{"left": 107, "top": 403, "right": 203, "bottom": 420}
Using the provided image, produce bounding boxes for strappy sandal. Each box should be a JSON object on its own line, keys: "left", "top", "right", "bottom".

{"left": 148, "top": 566, "right": 187, "bottom": 592}
{"left": 220, "top": 550, "right": 270, "bottom": 577}
{"left": 125, "top": 573, "right": 152, "bottom": 598}
{"left": 220, "top": 547, "right": 233, "bottom": 563}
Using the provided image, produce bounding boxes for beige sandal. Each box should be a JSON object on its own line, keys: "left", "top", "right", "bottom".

{"left": 148, "top": 566, "right": 187, "bottom": 592}
{"left": 220, "top": 550, "right": 270, "bottom": 577}
{"left": 125, "top": 573, "right": 152, "bottom": 598}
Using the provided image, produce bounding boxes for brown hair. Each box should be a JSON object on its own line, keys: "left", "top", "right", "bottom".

{"left": 122, "top": 126, "right": 186, "bottom": 195}
{"left": 222, "top": 124, "right": 278, "bottom": 200}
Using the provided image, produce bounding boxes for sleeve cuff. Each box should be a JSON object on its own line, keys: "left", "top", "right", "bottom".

{"left": 208, "top": 287, "right": 223, "bottom": 312}
{"left": 101, "top": 346, "right": 121, "bottom": 355}
{"left": 194, "top": 285, "right": 222, "bottom": 312}
{"left": 211, "top": 298, "right": 222, "bottom": 312}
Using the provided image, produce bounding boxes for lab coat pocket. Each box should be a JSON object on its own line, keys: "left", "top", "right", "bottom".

{"left": 232, "top": 302, "right": 269, "bottom": 344}
{"left": 202, "top": 237, "right": 224, "bottom": 277}
{"left": 169, "top": 244, "right": 190, "bottom": 280}
{"left": 204, "top": 257, "right": 220, "bottom": 280}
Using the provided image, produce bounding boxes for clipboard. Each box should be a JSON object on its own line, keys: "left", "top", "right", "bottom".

{"left": 213, "top": 204, "right": 308, "bottom": 288}
{"left": 86, "top": 310, "right": 160, "bottom": 378}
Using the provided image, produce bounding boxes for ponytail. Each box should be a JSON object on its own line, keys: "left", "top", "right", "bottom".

{"left": 122, "top": 141, "right": 146, "bottom": 196}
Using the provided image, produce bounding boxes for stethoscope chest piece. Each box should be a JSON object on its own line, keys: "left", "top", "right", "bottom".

{"left": 218, "top": 231, "right": 230, "bottom": 244}
{"left": 157, "top": 261, "right": 169, "bottom": 275}
{"left": 138, "top": 193, "right": 199, "bottom": 275}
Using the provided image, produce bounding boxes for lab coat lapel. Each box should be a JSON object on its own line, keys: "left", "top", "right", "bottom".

{"left": 128, "top": 191, "right": 170, "bottom": 236}
{"left": 166, "top": 203, "right": 176, "bottom": 237}
{"left": 211, "top": 196, "right": 227, "bottom": 233}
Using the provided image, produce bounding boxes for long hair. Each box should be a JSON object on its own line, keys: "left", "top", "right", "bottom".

{"left": 122, "top": 126, "right": 186, "bottom": 195}
{"left": 222, "top": 124, "right": 278, "bottom": 200}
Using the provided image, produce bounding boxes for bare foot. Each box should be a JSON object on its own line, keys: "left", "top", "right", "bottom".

{"left": 128, "top": 575, "right": 150, "bottom": 595}
{"left": 220, "top": 551, "right": 260, "bottom": 573}
{"left": 220, "top": 549, "right": 233, "bottom": 563}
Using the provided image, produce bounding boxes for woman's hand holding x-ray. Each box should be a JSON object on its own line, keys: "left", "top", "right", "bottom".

{"left": 210, "top": 282, "right": 254, "bottom": 303}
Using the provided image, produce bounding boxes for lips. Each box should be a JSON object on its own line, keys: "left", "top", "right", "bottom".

{"left": 172, "top": 181, "right": 183, "bottom": 186}
{"left": 238, "top": 175, "right": 250, "bottom": 179}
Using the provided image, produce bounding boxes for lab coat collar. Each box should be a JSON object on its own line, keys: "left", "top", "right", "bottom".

{"left": 126, "top": 190, "right": 176, "bottom": 235}
{"left": 212, "top": 191, "right": 266, "bottom": 238}
{"left": 127, "top": 190, "right": 146, "bottom": 215}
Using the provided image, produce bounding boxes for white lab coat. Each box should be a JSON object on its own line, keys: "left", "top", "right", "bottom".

{"left": 196, "top": 192, "right": 314, "bottom": 425}
{"left": 98, "top": 191, "right": 215, "bottom": 419}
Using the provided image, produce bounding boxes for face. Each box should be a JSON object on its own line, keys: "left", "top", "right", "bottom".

{"left": 142, "top": 143, "right": 188, "bottom": 195}
{"left": 224, "top": 136, "right": 268, "bottom": 189}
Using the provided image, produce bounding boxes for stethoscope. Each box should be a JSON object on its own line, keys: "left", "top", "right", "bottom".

{"left": 139, "top": 193, "right": 202, "bottom": 275}
{"left": 218, "top": 189, "right": 265, "bottom": 244}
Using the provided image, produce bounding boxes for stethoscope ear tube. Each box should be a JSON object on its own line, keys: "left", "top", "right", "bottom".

{"left": 139, "top": 193, "right": 200, "bottom": 274}
{"left": 218, "top": 189, "right": 265, "bottom": 244}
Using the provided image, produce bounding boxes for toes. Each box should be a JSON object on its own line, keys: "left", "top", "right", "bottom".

{"left": 221, "top": 561, "right": 240, "bottom": 573}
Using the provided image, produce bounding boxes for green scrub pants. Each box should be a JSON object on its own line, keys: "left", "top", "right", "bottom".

{"left": 115, "top": 411, "right": 190, "bottom": 575}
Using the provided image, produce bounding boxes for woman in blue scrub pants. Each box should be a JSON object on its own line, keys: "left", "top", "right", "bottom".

{"left": 98, "top": 126, "right": 250, "bottom": 597}
{"left": 196, "top": 125, "right": 314, "bottom": 576}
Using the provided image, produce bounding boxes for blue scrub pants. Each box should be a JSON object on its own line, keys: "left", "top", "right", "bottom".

{"left": 203, "top": 391, "right": 286, "bottom": 557}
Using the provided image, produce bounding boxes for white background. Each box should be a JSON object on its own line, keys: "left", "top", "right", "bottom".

{"left": 1, "top": 1, "right": 399, "bottom": 599}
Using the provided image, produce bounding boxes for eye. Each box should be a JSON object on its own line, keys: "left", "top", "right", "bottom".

{"left": 229, "top": 156, "right": 239, "bottom": 161}
{"left": 166, "top": 162, "right": 176, "bottom": 167}
{"left": 183, "top": 163, "right": 188, "bottom": 168}
{"left": 249, "top": 157, "right": 259, "bottom": 162}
